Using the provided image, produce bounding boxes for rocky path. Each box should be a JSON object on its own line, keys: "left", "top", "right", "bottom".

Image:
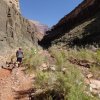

{"left": 0, "top": 49, "right": 51, "bottom": 100}
{"left": 0, "top": 67, "right": 35, "bottom": 100}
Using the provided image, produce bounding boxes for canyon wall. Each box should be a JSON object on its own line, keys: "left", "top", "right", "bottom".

{"left": 4, "top": 0, "right": 20, "bottom": 11}
{"left": 39, "top": 0, "right": 100, "bottom": 47}
{"left": 0, "top": 0, "right": 40, "bottom": 54}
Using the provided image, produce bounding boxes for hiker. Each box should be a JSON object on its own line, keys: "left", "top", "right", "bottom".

{"left": 16, "top": 48, "right": 24, "bottom": 64}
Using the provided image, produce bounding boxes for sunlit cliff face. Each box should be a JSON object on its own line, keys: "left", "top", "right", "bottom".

{"left": 4, "top": 0, "right": 20, "bottom": 11}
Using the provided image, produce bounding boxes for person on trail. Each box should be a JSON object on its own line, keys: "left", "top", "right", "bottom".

{"left": 16, "top": 48, "right": 24, "bottom": 64}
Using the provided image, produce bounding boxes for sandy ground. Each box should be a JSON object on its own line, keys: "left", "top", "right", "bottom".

{"left": 0, "top": 67, "right": 34, "bottom": 100}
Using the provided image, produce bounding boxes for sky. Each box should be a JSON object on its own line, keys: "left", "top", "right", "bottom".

{"left": 20, "top": 0, "right": 83, "bottom": 27}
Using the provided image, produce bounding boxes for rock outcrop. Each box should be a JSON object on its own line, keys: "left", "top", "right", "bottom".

{"left": 39, "top": 0, "right": 100, "bottom": 47}
{"left": 0, "top": 0, "right": 42, "bottom": 55}
{"left": 4, "top": 0, "right": 20, "bottom": 12}
{"left": 30, "top": 20, "right": 48, "bottom": 40}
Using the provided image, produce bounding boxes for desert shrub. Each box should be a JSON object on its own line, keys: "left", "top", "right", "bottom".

{"left": 23, "top": 47, "right": 45, "bottom": 72}
{"left": 55, "top": 65, "right": 99, "bottom": 100}
{"left": 49, "top": 46, "right": 66, "bottom": 71}
{"left": 35, "top": 71, "right": 57, "bottom": 88}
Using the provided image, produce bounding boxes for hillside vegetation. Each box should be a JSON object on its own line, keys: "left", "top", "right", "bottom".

{"left": 22, "top": 45, "right": 100, "bottom": 100}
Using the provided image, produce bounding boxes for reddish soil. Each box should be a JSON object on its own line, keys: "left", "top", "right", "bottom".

{"left": 0, "top": 67, "right": 34, "bottom": 100}
{"left": 0, "top": 69, "right": 11, "bottom": 78}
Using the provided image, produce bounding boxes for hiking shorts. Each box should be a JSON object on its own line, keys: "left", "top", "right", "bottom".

{"left": 17, "top": 58, "right": 22, "bottom": 63}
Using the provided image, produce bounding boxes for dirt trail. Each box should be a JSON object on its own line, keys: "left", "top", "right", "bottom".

{"left": 0, "top": 49, "right": 50, "bottom": 100}
{"left": 0, "top": 67, "right": 34, "bottom": 100}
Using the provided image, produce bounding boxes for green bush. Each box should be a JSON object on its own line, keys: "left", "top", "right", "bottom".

{"left": 56, "top": 65, "right": 100, "bottom": 100}
{"left": 23, "top": 47, "right": 45, "bottom": 73}
{"left": 35, "top": 71, "right": 57, "bottom": 89}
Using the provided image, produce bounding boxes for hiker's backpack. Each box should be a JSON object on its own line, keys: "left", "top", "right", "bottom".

{"left": 16, "top": 50, "right": 23, "bottom": 58}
